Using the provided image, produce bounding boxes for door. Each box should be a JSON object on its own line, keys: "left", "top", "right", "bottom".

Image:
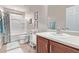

{"left": 37, "top": 36, "right": 49, "bottom": 53}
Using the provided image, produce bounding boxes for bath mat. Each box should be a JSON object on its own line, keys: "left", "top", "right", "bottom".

{"left": 7, "top": 48, "right": 23, "bottom": 53}
{"left": 6, "top": 41, "right": 20, "bottom": 51}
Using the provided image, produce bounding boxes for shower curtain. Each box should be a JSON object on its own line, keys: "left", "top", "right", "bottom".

{"left": 3, "top": 11, "right": 11, "bottom": 44}
{"left": 0, "top": 9, "right": 11, "bottom": 44}
{"left": 0, "top": 11, "right": 3, "bottom": 33}
{"left": 10, "top": 13, "right": 26, "bottom": 42}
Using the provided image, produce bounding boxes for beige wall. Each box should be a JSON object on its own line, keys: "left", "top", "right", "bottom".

{"left": 48, "top": 5, "right": 73, "bottom": 30}
{"left": 27, "top": 5, "right": 48, "bottom": 32}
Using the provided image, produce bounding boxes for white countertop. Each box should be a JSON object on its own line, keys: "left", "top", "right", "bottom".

{"left": 36, "top": 32, "right": 79, "bottom": 49}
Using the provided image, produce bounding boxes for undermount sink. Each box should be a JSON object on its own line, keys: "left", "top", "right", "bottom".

{"left": 47, "top": 32, "right": 72, "bottom": 39}
{"left": 49, "top": 32, "right": 71, "bottom": 36}
{"left": 39, "top": 32, "right": 77, "bottom": 39}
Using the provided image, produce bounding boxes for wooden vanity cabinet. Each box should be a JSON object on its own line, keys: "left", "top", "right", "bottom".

{"left": 49, "top": 40, "right": 79, "bottom": 53}
{"left": 37, "top": 35, "right": 79, "bottom": 53}
{"left": 37, "top": 36, "right": 49, "bottom": 53}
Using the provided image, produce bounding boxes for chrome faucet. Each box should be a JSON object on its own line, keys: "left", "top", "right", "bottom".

{"left": 56, "top": 27, "right": 61, "bottom": 34}
{"left": 56, "top": 27, "right": 69, "bottom": 34}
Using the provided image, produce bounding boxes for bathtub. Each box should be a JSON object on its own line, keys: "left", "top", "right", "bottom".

{"left": 11, "top": 33, "right": 29, "bottom": 43}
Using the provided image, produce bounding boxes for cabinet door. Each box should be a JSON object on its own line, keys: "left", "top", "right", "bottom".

{"left": 37, "top": 36, "right": 49, "bottom": 53}
{"left": 49, "top": 40, "right": 54, "bottom": 53}
{"left": 49, "top": 40, "right": 79, "bottom": 53}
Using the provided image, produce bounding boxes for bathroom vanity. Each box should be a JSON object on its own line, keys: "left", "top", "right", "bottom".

{"left": 36, "top": 32, "right": 79, "bottom": 53}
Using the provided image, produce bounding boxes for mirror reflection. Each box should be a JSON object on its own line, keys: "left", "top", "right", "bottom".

{"left": 66, "top": 6, "right": 79, "bottom": 31}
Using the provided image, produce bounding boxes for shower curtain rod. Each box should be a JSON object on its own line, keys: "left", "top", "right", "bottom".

{"left": 3, "top": 7, "right": 25, "bottom": 15}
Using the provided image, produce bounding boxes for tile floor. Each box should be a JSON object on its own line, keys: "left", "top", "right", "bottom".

{"left": 0, "top": 41, "right": 36, "bottom": 53}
